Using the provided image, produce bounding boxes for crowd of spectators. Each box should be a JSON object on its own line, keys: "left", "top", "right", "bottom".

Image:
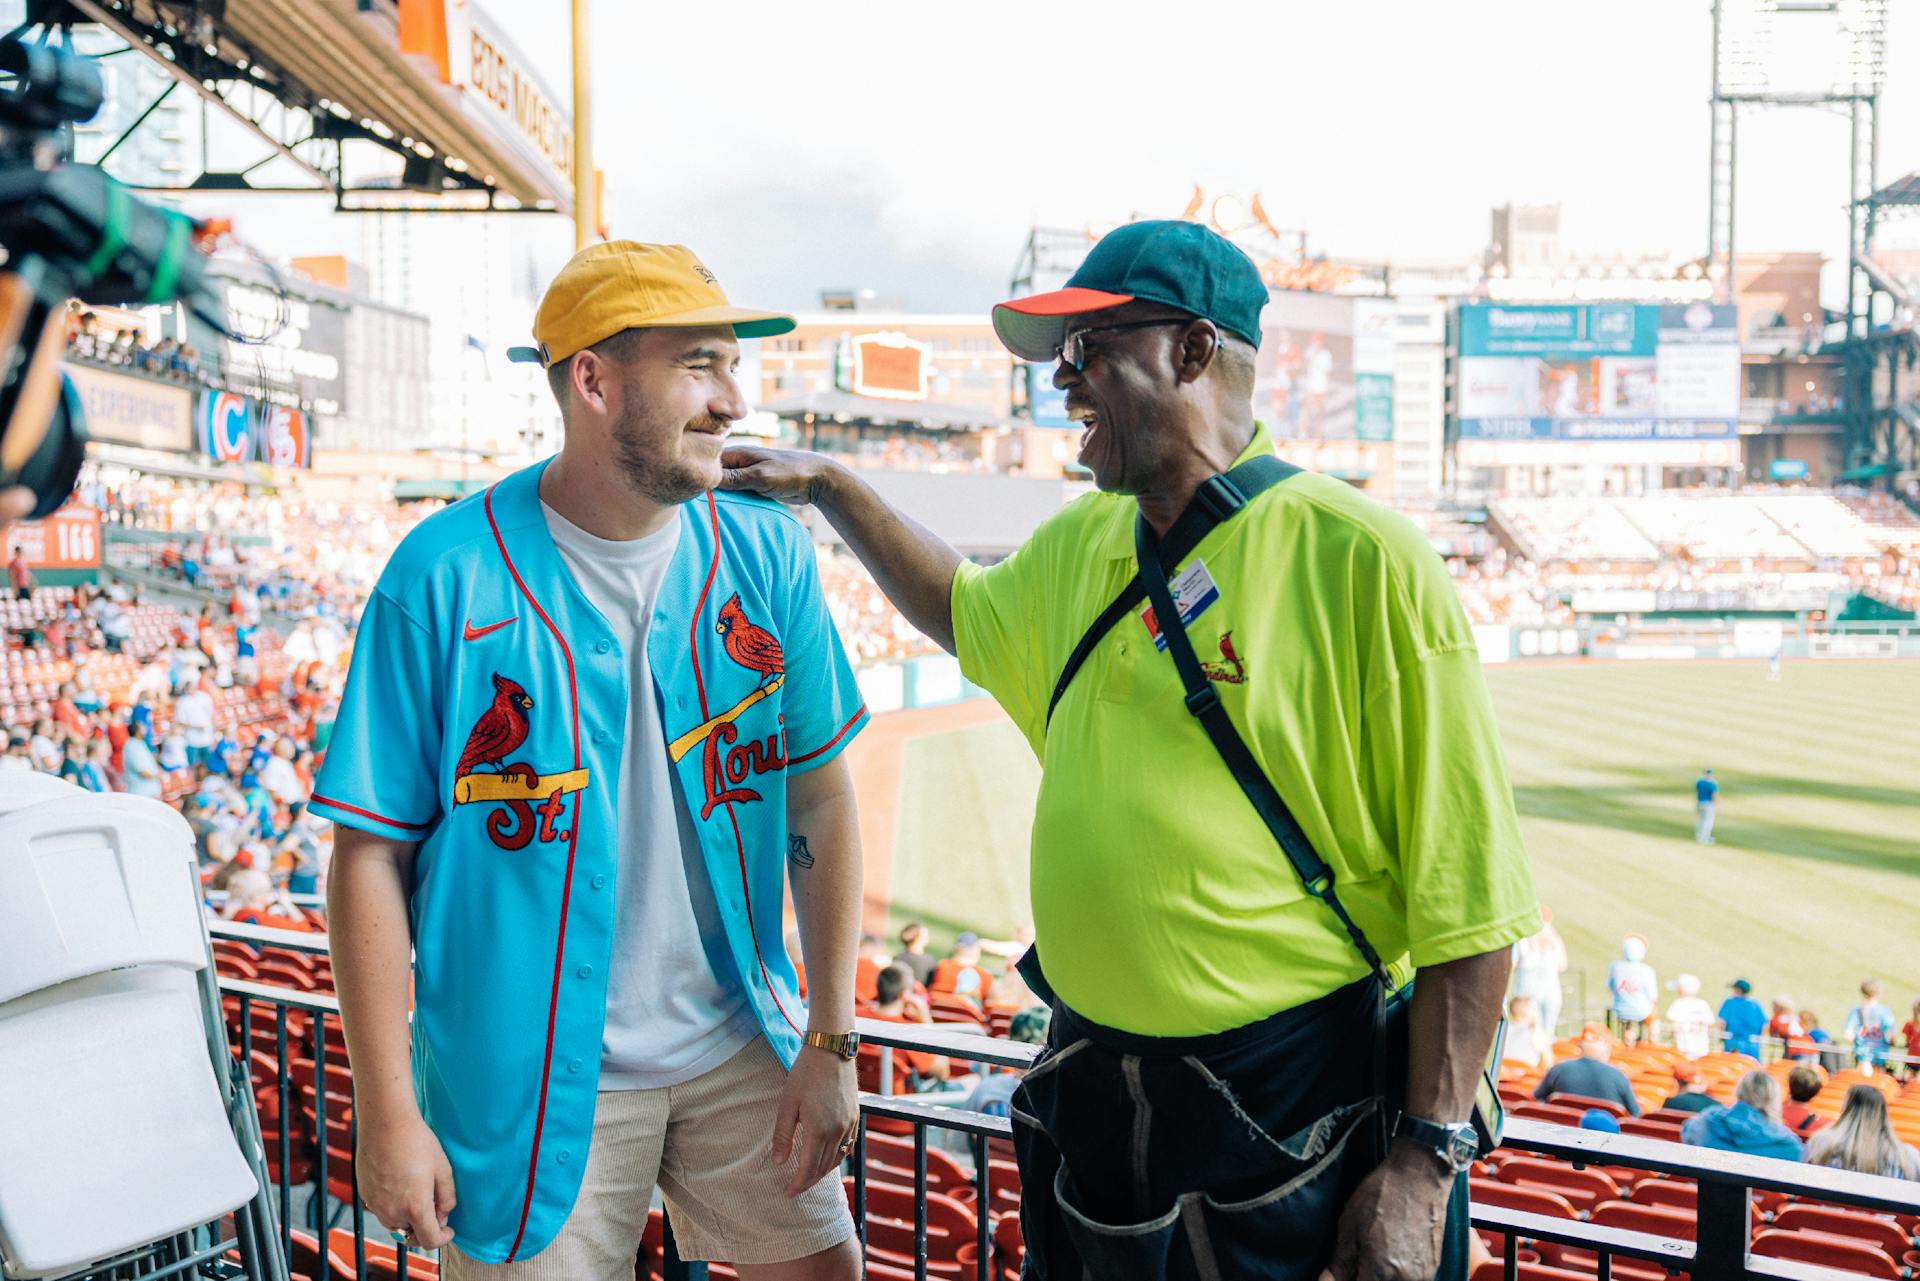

{"left": 64, "top": 303, "right": 204, "bottom": 384}
{"left": 0, "top": 574, "right": 343, "bottom": 928}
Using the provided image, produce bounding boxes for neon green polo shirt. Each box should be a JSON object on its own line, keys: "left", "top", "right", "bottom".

{"left": 950, "top": 422, "right": 1539, "bottom": 1036}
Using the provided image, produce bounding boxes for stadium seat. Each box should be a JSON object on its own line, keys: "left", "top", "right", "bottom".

{"left": 861, "top": 1131, "right": 978, "bottom": 1203}
{"left": 1618, "top": 1117, "right": 1686, "bottom": 1142}
{"left": 1590, "top": 1200, "right": 1697, "bottom": 1242}
{"left": 1752, "top": 1229, "right": 1901, "bottom": 1279}
{"left": 1471, "top": 1263, "right": 1607, "bottom": 1281}
{"left": 847, "top": 1177, "right": 980, "bottom": 1279}
{"left": 1770, "top": 1206, "right": 1914, "bottom": 1261}
{"left": 0, "top": 787, "right": 259, "bottom": 1278}
{"left": 1468, "top": 1177, "right": 1579, "bottom": 1221}
{"left": 1548, "top": 1093, "right": 1629, "bottom": 1119}
{"left": 1496, "top": 1157, "right": 1621, "bottom": 1215}
{"left": 1511, "top": 1102, "right": 1589, "bottom": 1126}
{"left": 994, "top": 1212, "right": 1025, "bottom": 1281}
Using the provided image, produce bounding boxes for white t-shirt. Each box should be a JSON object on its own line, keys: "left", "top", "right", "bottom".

{"left": 174, "top": 689, "right": 216, "bottom": 749}
{"left": 1667, "top": 996, "right": 1716, "bottom": 1059}
{"left": 543, "top": 502, "right": 755, "bottom": 1090}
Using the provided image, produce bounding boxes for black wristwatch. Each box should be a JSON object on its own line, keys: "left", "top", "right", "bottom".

{"left": 1393, "top": 1113, "right": 1478, "bottom": 1175}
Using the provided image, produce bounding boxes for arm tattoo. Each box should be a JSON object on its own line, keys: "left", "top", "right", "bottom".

{"left": 787, "top": 833, "right": 815, "bottom": 869}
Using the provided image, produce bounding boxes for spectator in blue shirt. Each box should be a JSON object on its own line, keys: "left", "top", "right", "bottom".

{"left": 1682, "top": 1071, "right": 1803, "bottom": 1163}
{"left": 1719, "top": 978, "right": 1768, "bottom": 1058}
{"left": 1694, "top": 769, "right": 1720, "bottom": 844}
{"left": 1843, "top": 979, "right": 1898, "bottom": 1067}
{"left": 120, "top": 721, "right": 164, "bottom": 799}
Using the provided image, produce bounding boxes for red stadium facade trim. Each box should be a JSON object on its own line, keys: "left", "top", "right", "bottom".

{"left": 484, "top": 485, "right": 586, "bottom": 1266}
{"left": 694, "top": 492, "right": 802, "bottom": 1038}
{"left": 309, "top": 794, "right": 433, "bottom": 831}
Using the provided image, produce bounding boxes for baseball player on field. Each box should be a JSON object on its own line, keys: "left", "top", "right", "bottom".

{"left": 314, "top": 242, "right": 870, "bottom": 1281}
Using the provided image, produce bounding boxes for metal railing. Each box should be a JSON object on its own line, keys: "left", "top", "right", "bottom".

{"left": 210, "top": 923, "right": 1920, "bottom": 1281}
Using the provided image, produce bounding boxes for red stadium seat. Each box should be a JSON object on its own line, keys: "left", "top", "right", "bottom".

{"left": 1468, "top": 1177, "right": 1579, "bottom": 1220}
{"left": 847, "top": 1177, "right": 980, "bottom": 1279}
{"left": 1548, "top": 1093, "right": 1629, "bottom": 1119}
{"left": 1496, "top": 1157, "right": 1621, "bottom": 1215}
{"left": 1770, "top": 1207, "right": 1914, "bottom": 1262}
{"left": 1618, "top": 1117, "right": 1686, "bottom": 1142}
{"left": 1511, "top": 1102, "right": 1589, "bottom": 1126}
{"left": 1590, "top": 1200, "right": 1697, "bottom": 1242}
{"left": 1753, "top": 1229, "right": 1901, "bottom": 1279}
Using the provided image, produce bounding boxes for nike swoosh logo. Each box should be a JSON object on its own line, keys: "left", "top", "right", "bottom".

{"left": 463, "top": 616, "right": 517, "bottom": 641}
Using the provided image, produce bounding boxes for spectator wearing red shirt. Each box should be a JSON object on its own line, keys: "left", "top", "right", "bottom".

{"left": 51, "top": 683, "right": 86, "bottom": 735}
{"left": 8, "top": 549, "right": 32, "bottom": 600}
{"left": 1903, "top": 999, "right": 1920, "bottom": 1081}
{"left": 929, "top": 932, "right": 994, "bottom": 1006}
{"left": 865, "top": 963, "right": 949, "bottom": 1087}
{"left": 1768, "top": 996, "right": 1804, "bottom": 1047}
{"left": 1779, "top": 1066, "right": 1829, "bottom": 1138}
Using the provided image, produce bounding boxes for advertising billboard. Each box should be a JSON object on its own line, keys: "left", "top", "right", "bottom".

{"left": 8, "top": 503, "right": 102, "bottom": 570}
{"left": 62, "top": 363, "right": 194, "bottom": 453}
{"left": 1255, "top": 292, "right": 1394, "bottom": 441}
{"left": 1456, "top": 302, "right": 1739, "bottom": 443}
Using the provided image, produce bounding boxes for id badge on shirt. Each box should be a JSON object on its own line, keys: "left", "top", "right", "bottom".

{"left": 1139, "top": 559, "right": 1220, "bottom": 652}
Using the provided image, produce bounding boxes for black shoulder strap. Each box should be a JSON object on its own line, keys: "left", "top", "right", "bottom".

{"left": 1133, "top": 512, "right": 1391, "bottom": 987}
{"left": 1044, "top": 455, "right": 1297, "bottom": 727}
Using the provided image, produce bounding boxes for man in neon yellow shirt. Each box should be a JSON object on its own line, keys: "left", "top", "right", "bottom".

{"left": 724, "top": 221, "right": 1537, "bottom": 1281}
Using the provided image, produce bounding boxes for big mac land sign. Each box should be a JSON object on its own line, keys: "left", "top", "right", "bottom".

{"left": 400, "top": 0, "right": 574, "bottom": 207}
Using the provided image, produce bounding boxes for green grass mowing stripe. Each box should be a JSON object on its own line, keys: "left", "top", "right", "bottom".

{"left": 882, "top": 662, "right": 1920, "bottom": 1014}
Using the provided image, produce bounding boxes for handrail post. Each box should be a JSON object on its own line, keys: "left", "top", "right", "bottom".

{"left": 1693, "top": 1181, "right": 1753, "bottom": 1281}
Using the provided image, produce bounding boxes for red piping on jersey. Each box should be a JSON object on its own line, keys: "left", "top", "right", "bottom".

{"left": 485, "top": 485, "right": 584, "bottom": 1264}
{"left": 688, "top": 495, "right": 720, "bottom": 723}
{"left": 787, "top": 706, "right": 867, "bottom": 769}
{"left": 310, "top": 793, "right": 432, "bottom": 831}
{"left": 694, "top": 493, "right": 800, "bottom": 1036}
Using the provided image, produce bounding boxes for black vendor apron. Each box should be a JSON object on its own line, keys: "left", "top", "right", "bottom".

{"left": 1010, "top": 948, "right": 1469, "bottom": 1281}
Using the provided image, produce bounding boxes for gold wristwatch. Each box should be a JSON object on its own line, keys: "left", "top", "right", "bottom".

{"left": 803, "top": 1030, "right": 860, "bottom": 1061}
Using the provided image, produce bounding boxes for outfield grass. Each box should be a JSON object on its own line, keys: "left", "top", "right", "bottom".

{"left": 883, "top": 659, "right": 1920, "bottom": 1024}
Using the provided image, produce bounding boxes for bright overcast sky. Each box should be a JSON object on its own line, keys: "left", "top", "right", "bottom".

{"left": 240, "top": 1, "right": 1920, "bottom": 312}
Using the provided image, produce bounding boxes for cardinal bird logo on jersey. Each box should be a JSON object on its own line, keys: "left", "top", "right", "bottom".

{"left": 458, "top": 673, "right": 535, "bottom": 778}
{"left": 716, "top": 594, "right": 784, "bottom": 686}
{"left": 449, "top": 672, "right": 589, "bottom": 852}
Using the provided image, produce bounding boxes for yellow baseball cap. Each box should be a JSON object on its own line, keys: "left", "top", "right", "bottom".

{"left": 506, "top": 240, "right": 795, "bottom": 367}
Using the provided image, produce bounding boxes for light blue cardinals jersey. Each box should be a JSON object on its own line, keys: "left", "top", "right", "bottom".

{"left": 309, "top": 459, "right": 868, "bottom": 1263}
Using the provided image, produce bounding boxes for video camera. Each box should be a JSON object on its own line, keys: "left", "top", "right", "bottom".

{"left": 0, "top": 34, "right": 223, "bottom": 519}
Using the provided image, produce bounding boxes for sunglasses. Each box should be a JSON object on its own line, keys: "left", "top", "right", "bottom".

{"left": 1053, "top": 317, "right": 1200, "bottom": 370}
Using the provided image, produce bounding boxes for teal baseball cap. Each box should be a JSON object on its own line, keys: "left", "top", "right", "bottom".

{"left": 993, "top": 220, "right": 1267, "bottom": 363}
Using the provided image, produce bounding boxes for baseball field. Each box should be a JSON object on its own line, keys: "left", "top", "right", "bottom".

{"left": 846, "top": 658, "right": 1920, "bottom": 1025}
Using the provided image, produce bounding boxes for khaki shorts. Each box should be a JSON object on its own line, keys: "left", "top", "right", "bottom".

{"left": 443, "top": 1037, "right": 854, "bottom": 1279}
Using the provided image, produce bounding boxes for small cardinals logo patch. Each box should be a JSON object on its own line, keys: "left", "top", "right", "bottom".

{"left": 450, "top": 671, "right": 589, "bottom": 851}
{"left": 694, "top": 264, "right": 719, "bottom": 286}
{"left": 1201, "top": 631, "right": 1247, "bottom": 685}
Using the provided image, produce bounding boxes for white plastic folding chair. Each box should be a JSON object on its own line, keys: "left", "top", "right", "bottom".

{"left": 0, "top": 776, "right": 287, "bottom": 1281}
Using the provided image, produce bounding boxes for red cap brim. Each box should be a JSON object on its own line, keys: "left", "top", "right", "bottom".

{"left": 992, "top": 286, "right": 1136, "bottom": 361}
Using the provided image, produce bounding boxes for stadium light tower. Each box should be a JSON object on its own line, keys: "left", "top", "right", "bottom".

{"left": 1708, "top": 0, "right": 1887, "bottom": 331}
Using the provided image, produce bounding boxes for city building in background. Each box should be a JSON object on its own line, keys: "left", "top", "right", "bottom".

{"left": 360, "top": 210, "right": 569, "bottom": 464}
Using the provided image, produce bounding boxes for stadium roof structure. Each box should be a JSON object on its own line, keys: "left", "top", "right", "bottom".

{"left": 1864, "top": 172, "right": 1920, "bottom": 214}
{"left": 31, "top": 0, "right": 573, "bottom": 213}
{"left": 762, "top": 389, "right": 1025, "bottom": 434}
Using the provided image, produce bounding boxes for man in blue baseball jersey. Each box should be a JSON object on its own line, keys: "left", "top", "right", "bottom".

{"left": 317, "top": 243, "right": 869, "bottom": 1280}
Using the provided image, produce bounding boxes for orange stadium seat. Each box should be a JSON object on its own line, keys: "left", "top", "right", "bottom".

{"left": 1496, "top": 1157, "right": 1621, "bottom": 1215}
{"left": 1770, "top": 1206, "right": 1914, "bottom": 1261}
{"left": 1753, "top": 1229, "right": 1902, "bottom": 1279}
{"left": 847, "top": 1177, "right": 981, "bottom": 1280}
{"left": 1548, "top": 1093, "right": 1629, "bottom": 1119}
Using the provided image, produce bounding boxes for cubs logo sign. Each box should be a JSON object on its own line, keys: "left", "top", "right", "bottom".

{"left": 450, "top": 671, "right": 590, "bottom": 850}
{"left": 667, "top": 595, "right": 791, "bottom": 820}
{"left": 199, "top": 391, "right": 253, "bottom": 464}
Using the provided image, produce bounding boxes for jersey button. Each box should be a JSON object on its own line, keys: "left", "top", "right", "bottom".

{"left": 576, "top": 964, "right": 593, "bottom": 979}
{"left": 592, "top": 728, "right": 609, "bottom": 745}
{"left": 556, "top": 1149, "right": 572, "bottom": 1164}
{"left": 590, "top": 874, "right": 607, "bottom": 890}
{"left": 595, "top": 639, "right": 611, "bottom": 655}
{"left": 567, "top": 1058, "right": 583, "bottom": 1074}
